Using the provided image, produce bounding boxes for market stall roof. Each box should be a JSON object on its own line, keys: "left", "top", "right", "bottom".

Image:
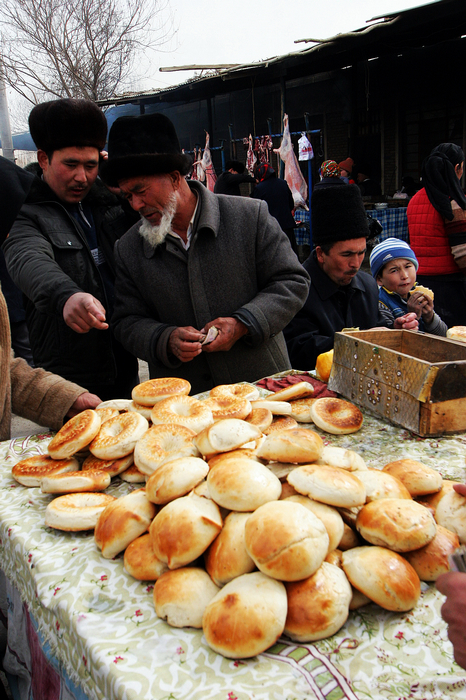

{"left": 95, "top": 0, "right": 465, "bottom": 109}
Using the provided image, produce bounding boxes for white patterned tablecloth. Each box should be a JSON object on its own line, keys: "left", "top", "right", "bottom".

{"left": 1, "top": 408, "right": 466, "bottom": 700}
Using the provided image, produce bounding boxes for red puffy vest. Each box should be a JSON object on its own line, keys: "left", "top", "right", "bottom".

{"left": 408, "top": 188, "right": 459, "bottom": 275}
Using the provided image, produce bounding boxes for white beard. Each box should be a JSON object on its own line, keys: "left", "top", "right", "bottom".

{"left": 138, "top": 193, "right": 177, "bottom": 248}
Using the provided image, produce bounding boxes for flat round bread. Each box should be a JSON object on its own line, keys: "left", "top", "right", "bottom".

{"left": 145, "top": 456, "right": 209, "bottom": 505}
{"left": 132, "top": 377, "right": 191, "bottom": 406}
{"left": 447, "top": 326, "right": 466, "bottom": 343}
{"left": 48, "top": 409, "right": 101, "bottom": 459}
{"left": 45, "top": 492, "right": 116, "bottom": 531}
{"left": 82, "top": 453, "right": 134, "bottom": 477}
{"left": 12, "top": 454, "right": 79, "bottom": 487}
{"left": 289, "top": 398, "right": 316, "bottom": 423}
{"left": 263, "top": 416, "right": 299, "bottom": 434}
{"left": 403, "top": 525, "right": 460, "bottom": 581}
{"left": 310, "top": 398, "right": 363, "bottom": 435}
{"left": 207, "top": 456, "right": 282, "bottom": 512}
{"left": 40, "top": 470, "right": 111, "bottom": 494}
{"left": 134, "top": 424, "right": 198, "bottom": 476}
{"left": 266, "top": 382, "right": 314, "bottom": 402}
{"left": 90, "top": 412, "right": 149, "bottom": 460}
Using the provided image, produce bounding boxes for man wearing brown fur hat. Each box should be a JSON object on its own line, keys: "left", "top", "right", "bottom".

{"left": 100, "top": 112, "right": 310, "bottom": 394}
{"left": 3, "top": 98, "right": 139, "bottom": 399}
{"left": 284, "top": 185, "right": 417, "bottom": 370}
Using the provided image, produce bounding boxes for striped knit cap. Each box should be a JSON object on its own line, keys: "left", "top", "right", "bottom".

{"left": 369, "top": 238, "right": 419, "bottom": 279}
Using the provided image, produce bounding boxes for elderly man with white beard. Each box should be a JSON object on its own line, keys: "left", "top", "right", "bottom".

{"left": 101, "top": 113, "right": 310, "bottom": 394}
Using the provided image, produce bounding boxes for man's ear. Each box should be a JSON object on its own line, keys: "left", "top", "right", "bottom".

{"left": 315, "top": 246, "right": 325, "bottom": 265}
{"left": 37, "top": 150, "right": 49, "bottom": 171}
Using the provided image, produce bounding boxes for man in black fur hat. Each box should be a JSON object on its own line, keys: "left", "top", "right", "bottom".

{"left": 284, "top": 185, "right": 417, "bottom": 370}
{"left": 100, "top": 112, "right": 310, "bottom": 394}
{"left": 2, "top": 99, "right": 139, "bottom": 399}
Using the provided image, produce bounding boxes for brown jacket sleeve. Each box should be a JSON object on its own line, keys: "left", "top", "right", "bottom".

{"left": 10, "top": 356, "right": 86, "bottom": 433}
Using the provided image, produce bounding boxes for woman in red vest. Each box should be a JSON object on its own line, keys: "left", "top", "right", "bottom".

{"left": 408, "top": 143, "right": 466, "bottom": 328}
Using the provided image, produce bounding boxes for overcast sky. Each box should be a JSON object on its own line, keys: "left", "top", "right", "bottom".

{"left": 141, "top": 0, "right": 437, "bottom": 91}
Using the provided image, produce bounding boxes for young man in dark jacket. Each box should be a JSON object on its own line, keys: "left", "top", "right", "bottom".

{"left": 284, "top": 185, "right": 417, "bottom": 371}
{"left": 2, "top": 99, "right": 139, "bottom": 399}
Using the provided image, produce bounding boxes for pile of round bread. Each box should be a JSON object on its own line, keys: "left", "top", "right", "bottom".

{"left": 10, "top": 377, "right": 465, "bottom": 660}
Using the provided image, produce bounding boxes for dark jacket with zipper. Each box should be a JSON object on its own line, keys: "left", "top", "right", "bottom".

{"left": 2, "top": 172, "right": 138, "bottom": 395}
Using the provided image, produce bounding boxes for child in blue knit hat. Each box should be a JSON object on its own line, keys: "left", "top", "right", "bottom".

{"left": 369, "top": 238, "right": 447, "bottom": 336}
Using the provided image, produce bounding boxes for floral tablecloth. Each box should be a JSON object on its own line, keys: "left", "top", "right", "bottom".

{"left": 1, "top": 403, "right": 466, "bottom": 700}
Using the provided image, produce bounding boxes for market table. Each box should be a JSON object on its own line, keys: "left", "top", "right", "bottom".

{"left": 1, "top": 398, "right": 466, "bottom": 700}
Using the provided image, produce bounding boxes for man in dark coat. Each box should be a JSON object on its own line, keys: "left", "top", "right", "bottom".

{"left": 213, "top": 160, "right": 255, "bottom": 196}
{"left": 251, "top": 163, "right": 298, "bottom": 255}
{"left": 100, "top": 113, "right": 310, "bottom": 394}
{"left": 2, "top": 99, "right": 139, "bottom": 399}
{"left": 284, "top": 185, "right": 417, "bottom": 371}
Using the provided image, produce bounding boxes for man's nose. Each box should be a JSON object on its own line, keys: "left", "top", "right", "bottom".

{"left": 131, "top": 194, "right": 145, "bottom": 211}
{"left": 74, "top": 166, "right": 87, "bottom": 183}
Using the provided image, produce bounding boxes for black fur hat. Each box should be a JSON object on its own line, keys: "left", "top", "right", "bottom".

{"left": 29, "top": 98, "right": 107, "bottom": 152}
{"left": 100, "top": 112, "right": 192, "bottom": 186}
{"left": 311, "top": 184, "right": 370, "bottom": 247}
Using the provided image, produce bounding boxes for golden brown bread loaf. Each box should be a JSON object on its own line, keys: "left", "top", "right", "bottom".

{"left": 382, "top": 459, "right": 443, "bottom": 497}
{"left": 356, "top": 498, "right": 437, "bottom": 552}
{"left": 145, "top": 456, "right": 209, "bottom": 505}
{"left": 244, "top": 500, "right": 329, "bottom": 581}
{"left": 207, "top": 457, "right": 282, "bottom": 511}
{"left": 284, "top": 562, "right": 352, "bottom": 642}
{"left": 94, "top": 488, "right": 156, "bottom": 559}
{"left": 193, "top": 418, "right": 262, "bottom": 457}
{"left": 204, "top": 511, "right": 256, "bottom": 586}
{"left": 288, "top": 464, "right": 366, "bottom": 508}
{"left": 283, "top": 494, "right": 344, "bottom": 552}
{"left": 257, "top": 428, "right": 323, "bottom": 463}
{"left": 123, "top": 533, "right": 169, "bottom": 581}
{"left": 154, "top": 567, "right": 220, "bottom": 628}
{"left": 356, "top": 468, "right": 412, "bottom": 502}
{"left": 446, "top": 326, "right": 466, "bottom": 342}
{"left": 342, "top": 545, "right": 421, "bottom": 611}
{"left": 150, "top": 492, "right": 222, "bottom": 569}
{"left": 90, "top": 412, "right": 149, "bottom": 460}
{"left": 403, "top": 525, "right": 460, "bottom": 581}
{"left": 434, "top": 488, "right": 466, "bottom": 543}
{"left": 202, "top": 571, "right": 287, "bottom": 658}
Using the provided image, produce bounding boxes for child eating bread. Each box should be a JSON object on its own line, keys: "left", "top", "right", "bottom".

{"left": 370, "top": 238, "right": 447, "bottom": 336}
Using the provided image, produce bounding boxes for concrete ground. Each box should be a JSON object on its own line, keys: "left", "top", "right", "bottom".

{"left": 10, "top": 360, "right": 149, "bottom": 439}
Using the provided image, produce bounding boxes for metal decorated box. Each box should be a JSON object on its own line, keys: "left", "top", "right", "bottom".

{"left": 329, "top": 329, "right": 466, "bottom": 437}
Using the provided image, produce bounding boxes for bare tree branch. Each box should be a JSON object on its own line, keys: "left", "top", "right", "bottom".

{"left": 0, "top": 0, "right": 174, "bottom": 103}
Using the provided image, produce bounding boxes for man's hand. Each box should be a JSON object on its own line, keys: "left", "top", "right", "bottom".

{"left": 201, "top": 317, "right": 248, "bottom": 353}
{"left": 63, "top": 293, "right": 109, "bottom": 333}
{"left": 168, "top": 326, "right": 204, "bottom": 362}
{"left": 393, "top": 312, "right": 419, "bottom": 330}
{"left": 436, "top": 571, "right": 466, "bottom": 669}
{"left": 407, "top": 291, "right": 434, "bottom": 324}
{"left": 66, "top": 392, "right": 101, "bottom": 419}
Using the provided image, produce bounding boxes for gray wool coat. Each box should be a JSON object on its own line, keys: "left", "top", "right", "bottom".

{"left": 112, "top": 181, "right": 310, "bottom": 394}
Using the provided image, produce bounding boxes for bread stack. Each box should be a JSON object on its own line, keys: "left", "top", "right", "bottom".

{"left": 10, "top": 377, "right": 464, "bottom": 660}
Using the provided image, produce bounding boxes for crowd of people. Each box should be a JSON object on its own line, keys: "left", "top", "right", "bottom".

{"left": 1, "top": 97, "right": 466, "bottom": 668}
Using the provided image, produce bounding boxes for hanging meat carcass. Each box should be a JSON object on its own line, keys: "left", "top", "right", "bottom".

{"left": 274, "top": 114, "right": 308, "bottom": 210}
{"left": 200, "top": 132, "right": 217, "bottom": 192}
{"left": 246, "top": 134, "right": 257, "bottom": 175}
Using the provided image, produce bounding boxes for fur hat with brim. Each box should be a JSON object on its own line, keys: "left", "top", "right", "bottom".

{"left": 29, "top": 99, "right": 107, "bottom": 153}
{"left": 311, "top": 184, "right": 369, "bottom": 247}
{"left": 100, "top": 113, "right": 192, "bottom": 187}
